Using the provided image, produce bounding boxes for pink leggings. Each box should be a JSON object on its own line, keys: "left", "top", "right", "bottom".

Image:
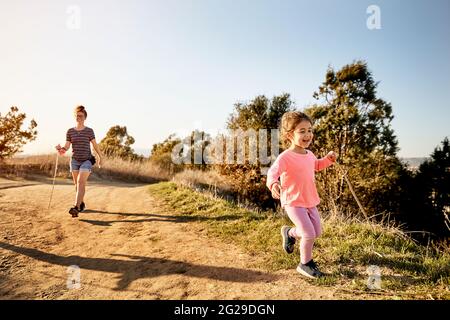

{"left": 284, "top": 206, "right": 322, "bottom": 264}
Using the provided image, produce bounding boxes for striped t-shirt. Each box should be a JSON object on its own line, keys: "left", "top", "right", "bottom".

{"left": 66, "top": 127, "right": 95, "bottom": 161}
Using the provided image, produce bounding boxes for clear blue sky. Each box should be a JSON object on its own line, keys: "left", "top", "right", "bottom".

{"left": 1, "top": 0, "right": 449, "bottom": 158}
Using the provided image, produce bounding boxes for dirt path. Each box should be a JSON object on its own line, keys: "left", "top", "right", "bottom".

{"left": 0, "top": 177, "right": 355, "bottom": 299}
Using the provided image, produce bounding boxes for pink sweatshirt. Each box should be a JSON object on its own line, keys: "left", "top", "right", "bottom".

{"left": 266, "top": 149, "right": 334, "bottom": 208}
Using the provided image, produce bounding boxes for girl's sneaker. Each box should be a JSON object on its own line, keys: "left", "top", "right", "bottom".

{"left": 296, "top": 259, "right": 324, "bottom": 279}
{"left": 79, "top": 202, "right": 85, "bottom": 212}
{"left": 69, "top": 206, "right": 79, "bottom": 218}
{"left": 281, "top": 226, "right": 296, "bottom": 254}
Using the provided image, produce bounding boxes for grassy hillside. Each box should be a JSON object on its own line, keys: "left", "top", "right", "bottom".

{"left": 148, "top": 181, "right": 450, "bottom": 299}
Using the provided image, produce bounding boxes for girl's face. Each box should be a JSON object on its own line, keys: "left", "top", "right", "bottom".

{"left": 289, "top": 120, "right": 313, "bottom": 149}
{"left": 75, "top": 112, "right": 85, "bottom": 124}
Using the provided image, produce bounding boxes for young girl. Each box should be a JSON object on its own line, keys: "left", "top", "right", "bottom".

{"left": 266, "top": 111, "right": 336, "bottom": 279}
{"left": 55, "top": 105, "right": 103, "bottom": 218}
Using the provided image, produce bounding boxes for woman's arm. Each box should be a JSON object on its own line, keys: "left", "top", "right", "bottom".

{"left": 55, "top": 141, "right": 71, "bottom": 155}
{"left": 63, "top": 141, "right": 71, "bottom": 150}
{"left": 56, "top": 129, "right": 72, "bottom": 155}
{"left": 90, "top": 139, "right": 103, "bottom": 167}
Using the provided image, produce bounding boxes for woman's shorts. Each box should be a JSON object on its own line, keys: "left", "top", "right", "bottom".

{"left": 70, "top": 158, "right": 93, "bottom": 173}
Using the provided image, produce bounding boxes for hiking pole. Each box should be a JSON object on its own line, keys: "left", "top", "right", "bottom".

{"left": 48, "top": 153, "right": 59, "bottom": 210}
{"left": 334, "top": 161, "right": 369, "bottom": 221}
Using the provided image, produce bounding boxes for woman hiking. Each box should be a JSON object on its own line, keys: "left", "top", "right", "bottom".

{"left": 55, "top": 105, "right": 103, "bottom": 217}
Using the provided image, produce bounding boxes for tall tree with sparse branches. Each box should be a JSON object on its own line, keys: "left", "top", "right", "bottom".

{"left": 305, "top": 61, "right": 404, "bottom": 218}
{"left": 99, "top": 125, "right": 142, "bottom": 161}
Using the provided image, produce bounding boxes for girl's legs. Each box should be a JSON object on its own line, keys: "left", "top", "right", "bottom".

{"left": 284, "top": 206, "right": 322, "bottom": 264}
{"left": 305, "top": 207, "right": 322, "bottom": 238}
{"left": 75, "top": 171, "right": 90, "bottom": 208}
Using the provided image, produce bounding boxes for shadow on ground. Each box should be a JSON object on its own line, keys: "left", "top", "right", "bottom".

{"left": 0, "top": 242, "right": 277, "bottom": 291}
{"left": 78, "top": 210, "right": 240, "bottom": 227}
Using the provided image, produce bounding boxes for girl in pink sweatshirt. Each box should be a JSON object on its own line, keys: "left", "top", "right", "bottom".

{"left": 266, "top": 111, "right": 336, "bottom": 279}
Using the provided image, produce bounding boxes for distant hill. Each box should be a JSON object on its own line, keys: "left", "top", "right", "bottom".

{"left": 133, "top": 148, "right": 151, "bottom": 158}
{"left": 400, "top": 157, "right": 428, "bottom": 170}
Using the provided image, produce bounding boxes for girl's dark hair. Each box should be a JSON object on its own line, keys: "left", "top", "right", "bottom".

{"left": 280, "top": 111, "right": 313, "bottom": 148}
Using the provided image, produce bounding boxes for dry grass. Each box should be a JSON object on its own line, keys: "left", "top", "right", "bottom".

{"left": 172, "top": 169, "right": 231, "bottom": 191}
{"left": 172, "top": 169, "right": 268, "bottom": 212}
{"left": 0, "top": 154, "right": 169, "bottom": 183}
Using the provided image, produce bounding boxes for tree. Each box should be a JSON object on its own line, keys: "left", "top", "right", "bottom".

{"left": 308, "top": 60, "right": 398, "bottom": 159}
{"left": 305, "top": 61, "right": 403, "bottom": 218}
{"left": 227, "top": 93, "right": 294, "bottom": 130}
{"left": 99, "top": 125, "right": 143, "bottom": 161}
{"left": 150, "top": 133, "right": 183, "bottom": 173}
{"left": 0, "top": 106, "right": 37, "bottom": 160}
{"left": 413, "top": 137, "right": 449, "bottom": 238}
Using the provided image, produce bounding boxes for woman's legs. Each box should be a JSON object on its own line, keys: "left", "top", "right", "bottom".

{"left": 71, "top": 171, "right": 79, "bottom": 192}
{"left": 284, "top": 206, "right": 321, "bottom": 264}
{"left": 75, "top": 171, "right": 90, "bottom": 207}
{"left": 70, "top": 159, "right": 92, "bottom": 209}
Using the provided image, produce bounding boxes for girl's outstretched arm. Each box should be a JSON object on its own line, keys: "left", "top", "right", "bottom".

{"left": 314, "top": 151, "right": 336, "bottom": 172}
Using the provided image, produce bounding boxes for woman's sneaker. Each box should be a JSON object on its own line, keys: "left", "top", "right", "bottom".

{"left": 296, "top": 259, "right": 324, "bottom": 279}
{"left": 79, "top": 202, "right": 85, "bottom": 212}
{"left": 69, "top": 206, "right": 79, "bottom": 218}
{"left": 281, "top": 226, "right": 296, "bottom": 254}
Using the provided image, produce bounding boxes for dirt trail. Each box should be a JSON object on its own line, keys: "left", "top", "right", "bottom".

{"left": 0, "top": 176, "right": 356, "bottom": 299}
